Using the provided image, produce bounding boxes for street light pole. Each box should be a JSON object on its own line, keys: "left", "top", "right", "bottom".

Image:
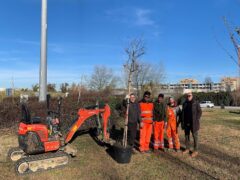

{"left": 39, "top": 0, "right": 48, "bottom": 102}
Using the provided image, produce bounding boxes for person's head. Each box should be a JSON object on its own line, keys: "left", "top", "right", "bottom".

{"left": 169, "top": 97, "right": 176, "bottom": 106}
{"left": 158, "top": 93, "right": 164, "bottom": 102}
{"left": 185, "top": 90, "right": 193, "bottom": 101}
{"left": 143, "top": 91, "right": 151, "bottom": 102}
{"left": 129, "top": 93, "right": 136, "bottom": 103}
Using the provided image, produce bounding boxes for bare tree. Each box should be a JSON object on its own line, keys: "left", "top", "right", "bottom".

{"left": 231, "top": 90, "right": 240, "bottom": 106}
{"left": 204, "top": 77, "right": 213, "bottom": 84}
{"left": 133, "top": 61, "right": 165, "bottom": 97}
{"left": 204, "top": 76, "right": 213, "bottom": 91}
{"left": 60, "top": 83, "right": 69, "bottom": 93}
{"left": 89, "top": 66, "right": 117, "bottom": 91}
{"left": 124, "top": 38, "right": 145, "bottom": 93}
{"left": 32, "top": 84, "right": 39, "bottom": 92}
{"left": 47, "top": 83, "right": 56, "bottom": 92}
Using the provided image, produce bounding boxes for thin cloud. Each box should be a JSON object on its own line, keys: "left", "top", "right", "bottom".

{"left": 106, "top": 7, "right": 156, "bottom": 27}
{"left": 135, "top": 9, "right": 155, "bottom": 26}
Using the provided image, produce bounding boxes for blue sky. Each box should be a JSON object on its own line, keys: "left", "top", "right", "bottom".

{"left": 0, "top": 0, "right": 240, "bottom": 88}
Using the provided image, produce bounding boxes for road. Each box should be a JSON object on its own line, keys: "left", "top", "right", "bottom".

{"left": 207, "top": 106, "right": 240, "bottom": 110}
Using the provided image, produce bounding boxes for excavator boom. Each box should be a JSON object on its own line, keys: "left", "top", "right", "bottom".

{"left": 65, "top": 104, "right": 111, "bottom": 143}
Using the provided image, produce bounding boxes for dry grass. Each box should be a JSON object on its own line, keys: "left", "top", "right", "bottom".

{"left": 0, "top": 109, "right": 239, "bottom": 180}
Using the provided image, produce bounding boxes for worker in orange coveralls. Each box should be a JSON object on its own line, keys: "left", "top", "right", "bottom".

{"left": 166, "top": 97, "right": 182, "bottom": 152}
{"left": 139, "top": 91, "right": 154, "bottom": 153}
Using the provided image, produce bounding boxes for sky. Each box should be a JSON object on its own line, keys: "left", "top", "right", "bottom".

{"left": 0, "top": 0, "right": 240, "bottom": 88}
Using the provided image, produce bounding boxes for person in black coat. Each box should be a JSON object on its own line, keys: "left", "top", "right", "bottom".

{"left": 181, "top": 90, "right": 202, "bottom": 157}
{"left": 123, "top": 93, "right": 141, "bottom": 147}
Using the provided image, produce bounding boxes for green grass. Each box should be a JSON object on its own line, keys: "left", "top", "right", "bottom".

{"left": 0, "top": 109, "right": 240, "bottom": 179}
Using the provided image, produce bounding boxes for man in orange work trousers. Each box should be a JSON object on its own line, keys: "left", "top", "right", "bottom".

{"left": 139, "top": 91, "right": 154, "bottom": 153}
{"left": 166, "top": 97, "right": 182, "bottom": 152}
{"left": 153, "top": 93, "right": 167, "bottom": 151}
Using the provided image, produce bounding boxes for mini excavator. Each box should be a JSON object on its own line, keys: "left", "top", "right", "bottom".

{"left": 8, "top": 96, "right": 111, "bottom": 175}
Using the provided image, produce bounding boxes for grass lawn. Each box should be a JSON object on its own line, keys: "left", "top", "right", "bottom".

{"left": 0, "top": 109, "right": 239, "bottom": 180}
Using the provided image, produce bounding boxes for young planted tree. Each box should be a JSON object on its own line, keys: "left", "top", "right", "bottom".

{"left": 122, "top": 38, "right": 145, "bottom": 148}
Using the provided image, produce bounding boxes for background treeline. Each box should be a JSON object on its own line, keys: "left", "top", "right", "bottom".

{"left": 177, "top": 91, "right": 240, "bottom": 106}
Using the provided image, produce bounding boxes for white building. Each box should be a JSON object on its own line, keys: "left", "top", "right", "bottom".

{"left": 0, "top": 88, "right": 6, "bottom": 92}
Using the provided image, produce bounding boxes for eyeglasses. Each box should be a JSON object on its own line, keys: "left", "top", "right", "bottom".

{"left": 187, "top": 94, "right": 192, "bottom": 97}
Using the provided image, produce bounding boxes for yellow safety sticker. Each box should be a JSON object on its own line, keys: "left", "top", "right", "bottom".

{"left": 27, "top": 127, "right": 32, "bottom": 131}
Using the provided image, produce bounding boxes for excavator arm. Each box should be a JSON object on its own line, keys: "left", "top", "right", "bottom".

{"left": 65, "top": 104, "right": 111, "bottom": 144}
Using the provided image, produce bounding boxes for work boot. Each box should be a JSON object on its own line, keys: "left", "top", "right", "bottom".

{"left": 167, "top": 148, "right": 174, "bottom": 152}
{"left": 132, "top": 148, "right": 138, "bottom": 154}
{"left": 159, "top": 148, "right": 166, "bottom": 152}
{"left": 182, "top": 149, "right": 190, "bottom": 155}
{"left": 175, "top": 149, "right": 181, "bottom": 153}
{"left": 191, "top": 151, "right": 199, "bottom": 158}
{"left": 145, "top": 150, "right": 151, "bottom": 153}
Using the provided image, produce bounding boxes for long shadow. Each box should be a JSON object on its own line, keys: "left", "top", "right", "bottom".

{"left": 199, "top": 143, "right": 240, "bottom": 166}
{"left": 209, "top": 119, "right": 240, "bottom": 130}
{"left": 154, "top": 150, "right": 217, "bottom": 179}
{"left": 68, "top": 129, "right": 90, "bottom": 144}
{"left": 229, "top": 111, "right": 240, "bottom": 115}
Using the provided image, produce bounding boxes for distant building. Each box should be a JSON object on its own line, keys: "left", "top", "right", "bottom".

{"left": 179, "top": 78, "right": 198, "bottom": 84}
{"left": 112, "top": 88, "right": 127, "bottom": 96}
{"left": 6, "top": 88, "right": 14, "bottom": 96}
{"left": 221, "top": 77, "right": 239, "bottom": 91}
{"left": 157, "top": 77, "right": 238, "bottom": 94}
{"left": 0, "top": 88, "right": 6, "bottom": 92}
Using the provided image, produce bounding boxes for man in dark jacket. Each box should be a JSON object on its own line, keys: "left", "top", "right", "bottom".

{"left": 125, "top": 93, "right": 141, "bottom": 147}
{"left": 153, "top": 93, "right": 167, "bottom": 151}
{"left": 181, "top": 90, "right": 202, "bottom": 157}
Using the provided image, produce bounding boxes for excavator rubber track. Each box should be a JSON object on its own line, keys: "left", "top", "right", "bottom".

{"left": 8, "top": 147, "right": 26, "bottom": 162}
{"left": 15, "top": 151, "right": 70, "bottom": 175}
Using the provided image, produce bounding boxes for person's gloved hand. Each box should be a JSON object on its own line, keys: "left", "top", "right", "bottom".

{"left": 125, "top": 94, "right": 130, "bottom": 99}
{"left": 164, "top": 122, "right": 168, "bottom": 130}
{"left": 140, "top": 122, "right": 144, "bottom": 128}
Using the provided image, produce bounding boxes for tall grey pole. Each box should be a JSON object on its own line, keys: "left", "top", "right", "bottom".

{"left": 39, "top": 0, "right": 48, "bottom": 102}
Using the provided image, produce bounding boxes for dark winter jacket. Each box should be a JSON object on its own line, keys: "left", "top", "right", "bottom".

{"left": 153, "top": 101, "right": 167, "bottom": 122}
{"left": 181, "top": 99, "right": 202, "bottom": 133}
{"left": 124, "top": 101, "right": 141, "bottom": 124}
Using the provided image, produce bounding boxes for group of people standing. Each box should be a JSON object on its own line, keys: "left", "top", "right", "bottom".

{"left": 126, "top": 90, "right": 202, "bottom": 158}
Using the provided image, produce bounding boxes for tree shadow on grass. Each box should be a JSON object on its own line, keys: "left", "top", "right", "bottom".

{"left": 229, "top": 111, "right": 240, "bottom": 115}
{"left": 209, "top": 119, "right": 240, "bottom": 130}
{"left": 199, "top": 143, "right": 240, "bottom": 166}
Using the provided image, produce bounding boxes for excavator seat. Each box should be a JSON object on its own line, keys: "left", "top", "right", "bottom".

{"left": 21, "top": 104, "right": 42, "bottom": 124}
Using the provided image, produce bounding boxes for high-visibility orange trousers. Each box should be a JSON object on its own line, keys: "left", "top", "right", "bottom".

{"left": 153, "top": 121, "right": 165, "bottom": 150}
{"left": 166, "top": 121, "right": 180, "bottom": 150}
{"left": 139, "top": 122, "right": 153, "bottom": 152}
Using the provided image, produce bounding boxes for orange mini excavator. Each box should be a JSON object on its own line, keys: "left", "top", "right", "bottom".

{"left": 8, "top": 96, "right": 111, "bottom": 175}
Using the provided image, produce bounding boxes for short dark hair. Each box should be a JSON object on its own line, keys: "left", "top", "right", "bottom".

{"left": 158, "top": 93, "right": 164, "bottom": 98}
{"left": 143, "top": 91, "right": 151, "bottom": 97}
{"left": 130, "top": 93, "right": 135, "bottom": 97}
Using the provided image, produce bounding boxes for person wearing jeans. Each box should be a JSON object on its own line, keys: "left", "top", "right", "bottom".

{"left": 181, "top": 90, "right": 202, "bottom": 158}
